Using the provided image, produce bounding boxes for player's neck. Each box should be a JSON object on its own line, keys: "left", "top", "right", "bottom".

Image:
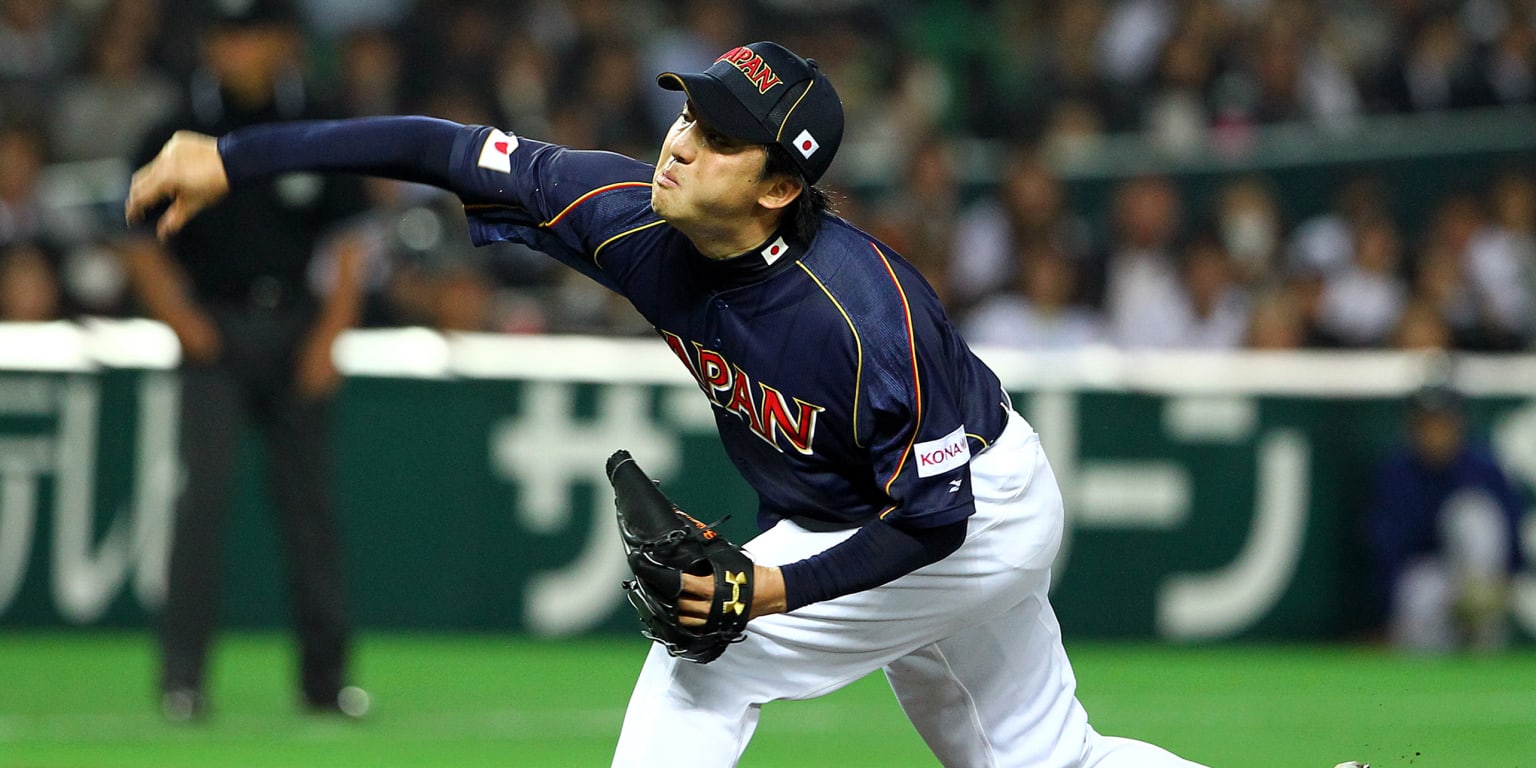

{"left": 681, "top": 209, "right": 782, "bottom": 261}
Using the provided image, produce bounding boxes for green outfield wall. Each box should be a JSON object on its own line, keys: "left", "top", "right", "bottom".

{"left": 1, "top": 327, "right": 1533, "bottom": 641}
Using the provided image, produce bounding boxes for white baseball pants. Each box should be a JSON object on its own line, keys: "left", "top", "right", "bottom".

{"left": 612, "top": 410, "right": 1208, "bottom": 768}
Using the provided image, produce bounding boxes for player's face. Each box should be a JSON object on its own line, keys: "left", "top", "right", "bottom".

{"left": 651, "top": 103, "right": 772, "bottom": 228}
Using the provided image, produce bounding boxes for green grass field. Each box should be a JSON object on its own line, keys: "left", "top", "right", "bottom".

{"left": 1, "top": 632, "right": 1532, "bottom": 767}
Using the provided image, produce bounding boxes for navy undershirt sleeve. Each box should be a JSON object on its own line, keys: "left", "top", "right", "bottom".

{"left": 778, "top": 517, "right": 968, "bottom": 612}
{"left": 217, "top": 116, "right": 462, "bottom": 189}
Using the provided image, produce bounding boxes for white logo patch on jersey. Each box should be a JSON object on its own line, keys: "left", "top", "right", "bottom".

{"left": 477, "top": 130, "right": 518, "bottom": 173}
{"left": 915, "top": 425, "right": 970, "bottom": 478}
{"left": 792, "top": 129, "right": 819, "bottom": 159}
{"left": 761, "top": 236, "right": 789, "bottom": 265}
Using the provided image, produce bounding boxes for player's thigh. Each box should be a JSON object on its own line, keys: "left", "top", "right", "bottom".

{"left": 883, "top": 568, "right": 1091, "bottom": 768}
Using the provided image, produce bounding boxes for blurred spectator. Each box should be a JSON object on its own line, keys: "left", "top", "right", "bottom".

{"left": 1040, "top": 98, "right": 1108, "bottom": 168}
{"left": 1392, "top": 297, "right": 1456, "bottom": 350}
{"left": 1103, "top": 175, "right": 1187, "bottom": 348}
{"left": 962, "top": 242, "right": 1104, "bottom": 350}
{"left": 568, "top": 35, "right": 654, "bottom": 159}
{"left": 492, "top": 32, "right": 556, "bottom": 140}
{"left": 1288, "top": 174, "right": 1392, "bottom": 278}
{"left": 1410, "top": 231, "right": 1481, "bottom": 347}
{"left": 1364, "top": 383, "right": 1526, "bottom": 653}
{"left": 1374, "top": 7, "right": 1496, "bottom": 113}
{"left": 1412, "top": 190, "right": 1534, "bottom": 350}
{"left": 1244, "top": 284, "right": 1309, "bottom": 350}
{"left": 949, "top": 147, "right": 1092, "bottom": 312}
{"left": 1242, "top": 4, "right": 1361, "bottom": 128}
{"left": 0, "top": 122, "right": 66, "bottom": 246}
{"left": 1214, "top": 174, "right": 1285, "bottom": 285}
{"left": 0, "top": 239, "right": 62, "bottom": 320}
{"left": 394, "top": 0, "right": 508, "bottom": 117}
{"left": 0, "top": 0, "right": 80, "bottom": 124}
{"left": 1314, "top": 213, "right": 1409, "bottom": 346}
{"left": 49, "top": 0, "right": 179, "bottom": 163}
{"left": 1178, "top": 233, "right": 1249, "bottom": 348}
{"left": 1465, "top": 171, "right": 1536, "bottom": 348}
{"left": 1097, "top": 0, "right": 1177, "bottom": 91}
{"left": 1021, "top": 2, "right": 1138, "bottom": 144}
{"left": 1483, "top": 7, "right": 1536, "bottom": 105}
{"left": 335, "top": 26, "right": 402, "bottom": 117}
{"left": 1142, "top": 23, "right": 1218, "bottom": 155}
{"left": 837, "top": 44, "right": 952, "bottom": 183}
{"left": 1280, "top": 262, "right": 1331, "bottom": 347}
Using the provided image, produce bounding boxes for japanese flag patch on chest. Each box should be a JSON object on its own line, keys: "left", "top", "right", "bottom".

{"left": 477, "top": 130, "right": 518, "bottom": 173}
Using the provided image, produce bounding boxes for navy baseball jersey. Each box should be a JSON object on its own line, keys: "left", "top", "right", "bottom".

{"left": 447, "top": 126, "right": 1008, "bottom": 532}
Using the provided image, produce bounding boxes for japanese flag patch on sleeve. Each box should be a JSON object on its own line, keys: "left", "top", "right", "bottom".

{"left": 476, "top": 129, "right": 519, "bottom": 173}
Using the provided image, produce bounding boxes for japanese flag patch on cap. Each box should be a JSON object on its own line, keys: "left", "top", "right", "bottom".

{"left": 477, "top": 130, "right": 518, "bottom": 173}
{"left": 792, "top": 129, "right": 819, "bottom": 159}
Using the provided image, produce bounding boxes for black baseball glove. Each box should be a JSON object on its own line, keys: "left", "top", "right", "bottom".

{"left": 606, "top": 450, "right": 754, "bottom": 664}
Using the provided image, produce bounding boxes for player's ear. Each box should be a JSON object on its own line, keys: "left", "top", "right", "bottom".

{"left": 757, "top": 172, "right": 804, "bottom": 213}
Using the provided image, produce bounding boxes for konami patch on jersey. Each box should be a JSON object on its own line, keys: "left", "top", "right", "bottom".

{"left": 477, "top": 129, "right": 518, "bottom": 173}
{"left": 914, "top": 425, "right": 970, "bottom": 477}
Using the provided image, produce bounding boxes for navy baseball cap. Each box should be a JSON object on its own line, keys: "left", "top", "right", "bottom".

{"left": 657, "top": 41, "right": 844, "bottom": 184}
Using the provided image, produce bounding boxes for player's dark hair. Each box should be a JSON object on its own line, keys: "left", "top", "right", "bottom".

{"left": 762, "top": 143, "right": 831, "bottom": 242}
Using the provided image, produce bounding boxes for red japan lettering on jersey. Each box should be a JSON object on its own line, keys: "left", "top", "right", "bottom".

{"left": 662, "top": 330, "right": 823, "bottom": 454}
{"left": 716, "top": 46, "right": 784, "bottom": 94}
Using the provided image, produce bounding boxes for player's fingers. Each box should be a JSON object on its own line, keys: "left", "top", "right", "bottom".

{"left": 677, "top": 596, "right": 709, "bottom": 626}
{"left": 124, "top": 162, "right": 169, "bottom": 224}
{"left": 680, "top": 572, "right": 712, "bottom": 598}
{"left": 156, "top": 198, "right": 190, "bottom": 241}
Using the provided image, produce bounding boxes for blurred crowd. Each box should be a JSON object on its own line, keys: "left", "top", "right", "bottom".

{"left": 1, "top": 0, "right": 1535, "bottom": 350}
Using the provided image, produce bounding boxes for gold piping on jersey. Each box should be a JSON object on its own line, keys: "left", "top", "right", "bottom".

{"left": 796, "top": 260, "right": 865, "bottom": 450}
{"left": 872, "top": 242, "right": 922, "bottom": 516}
{"left": 594, "top": 218, "right": 668, "bottom": 267}
{"left": 542, "top": 182, "right": 653, "bottom": 228}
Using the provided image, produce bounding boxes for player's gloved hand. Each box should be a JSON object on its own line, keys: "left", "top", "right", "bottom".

{"left": 607, "top": 449, "right": 756, "bottom": 664}
{"left": 126, "top": 130, "right": 230, "bottom": 241}
{"left": 678, "top": 566, "right": 785, "bottom": 625}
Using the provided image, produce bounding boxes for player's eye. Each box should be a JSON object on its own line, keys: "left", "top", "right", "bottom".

{"left": 678, "top": 105, "right": 743, "bottom": 152}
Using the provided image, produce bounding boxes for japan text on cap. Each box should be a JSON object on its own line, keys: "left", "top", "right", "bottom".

{"left": 657, "top": 41, "right": 844, "bottom": 184}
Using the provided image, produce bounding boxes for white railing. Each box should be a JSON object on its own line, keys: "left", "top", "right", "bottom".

{"left": 3, "top": 319, "right": 1534, "bottom": 397}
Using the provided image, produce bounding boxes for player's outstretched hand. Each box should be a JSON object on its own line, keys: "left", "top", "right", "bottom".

{"left": 125, "top": 131, "right": 230, "bottom": 241}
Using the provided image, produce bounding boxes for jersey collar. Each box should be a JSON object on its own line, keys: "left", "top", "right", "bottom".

{"left": 687, "top": 228, "right": 806, "bottom": 289}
